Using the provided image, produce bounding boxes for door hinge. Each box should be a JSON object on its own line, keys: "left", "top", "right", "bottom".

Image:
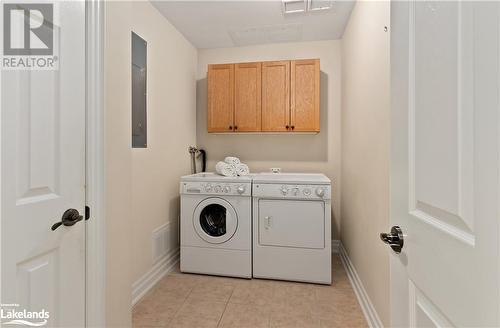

{"left": 85, "top": 205, "right": 91, "bottom": 221}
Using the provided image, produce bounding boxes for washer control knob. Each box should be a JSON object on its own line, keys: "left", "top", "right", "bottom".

{"left": 214, "top": 185, "right": 222, "bottom": 193}
{"left": 236, "top": 185, "right": 246, "bottom": 194}
{"left": 224, "top": 186, "right": 231, "bottom": 193}
{"left": 280, "top": 186, "right": 289, "bottom": 196}
{"left": 316, "top": 188, "right": 325, "bottom": 197}
{"left": 303, "top": 188, "right": 312, "bottom": 196}
{"left": 205, "top": 184, "right": 212, "bottom": 192}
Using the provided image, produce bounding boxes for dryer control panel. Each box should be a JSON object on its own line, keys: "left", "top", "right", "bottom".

{"left": 252, "top": 183, "right": 331, "bottom": 200}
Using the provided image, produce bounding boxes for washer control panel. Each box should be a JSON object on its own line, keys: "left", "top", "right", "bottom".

{"left": 253, "top": 183, "right": 331, "bottom": 200}
{"left": 181, "top": 181, "right": 251, "bottom": 196}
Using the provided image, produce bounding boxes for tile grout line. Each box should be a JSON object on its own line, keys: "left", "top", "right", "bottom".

{"left": 216, "top": 283, "right": 235, "bottom": 328}
{"left": 165, "top": 278, "right": 195, "bottom": 327}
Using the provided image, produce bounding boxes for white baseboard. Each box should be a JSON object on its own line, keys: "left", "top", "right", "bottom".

{"left": 331, "top": 239, "right": 340, "bottom": 253}
{"left": 339, "top": 243, "right": 383, "bottom": 328}
{"left": 131, "top": 247, "right": 180, "bottom": 306}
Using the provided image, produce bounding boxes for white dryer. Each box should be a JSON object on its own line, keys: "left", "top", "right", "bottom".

{"left": 252, "top": 173, "right": 332, "bottom": 284}
{"left": 180, "top": 173, "right": 252, "bottom": 278}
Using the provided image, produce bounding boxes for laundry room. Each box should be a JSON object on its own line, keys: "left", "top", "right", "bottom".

{"left": 2, "top": 0, "right": 499, "bottom": 327}
{"left": 101, "top": 1, "right": 390, "bottom": 327}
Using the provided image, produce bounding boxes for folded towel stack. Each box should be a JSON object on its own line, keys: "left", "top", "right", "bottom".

{"left": 215, "top": 157, "right": 250, "bottom": 177}
{"left": 224, "top": 156, "right": 240, "bottom": 165}
{"left": 235, "top": 163, "right": 250, "bottom": 176}
{"left": 215, "top": 161, "right": 236, "bottom": 177}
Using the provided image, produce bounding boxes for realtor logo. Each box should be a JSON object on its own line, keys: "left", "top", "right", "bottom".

{"left": 3, "top": 3, "right": 53, "bottom": 55}
{"left": 2, "top": 2, "right": 58, "bottom": 70}
{"left": 0, "top": 303, "right": 49, "bottom": 326}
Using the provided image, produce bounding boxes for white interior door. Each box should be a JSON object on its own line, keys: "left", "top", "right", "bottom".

{"left": 390, "top": 1, "right": 500, "bottom": 327}
{"left": 1, "top": 2, "right": 86, "bottom": 327}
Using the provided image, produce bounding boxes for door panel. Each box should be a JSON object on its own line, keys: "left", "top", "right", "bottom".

{"left": 258, "top": 199, "right": 324, "bottom": 249}
{"left": 1, "top": 2, "right": 86, "bottom": 327}
{"left": 17, "top": 71, "right": 61, "bottom": 204}
{"left": 391, "top": 1, "right": 500, "bottom": 326}
{"left": 208, "top": 64, "right": 234, "bottom": 132}
{"left": 262, "top": 61, "right": 290, "bottom": 132}
{"left": 413, "top": 1, "right": 473, "bottom": 232}
{"left": 290, "top": 59, "right": 320, "bottom": 132}
{"left": 409, "top": 281, "right": 454, "bottom": 328}
{"left": 234, "top": 62, "right": 261, "bottom": 132}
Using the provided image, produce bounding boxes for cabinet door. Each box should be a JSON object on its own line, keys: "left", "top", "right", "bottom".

{"left": 208, "top": 64, "right": 234, "bottom": 132}
{"left": 262, "top": 61, "right": 290, "bottom": 132}
{"left": 234, "top": 62, "right": 261, "bottom": 132}
{"left": 291, "top": 59, "right": 320, "bottom": 132}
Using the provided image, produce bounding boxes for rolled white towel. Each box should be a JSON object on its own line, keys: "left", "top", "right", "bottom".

{"left": 224, "top": 156, "right": 240, "bottom": 165}
{"left": 235, "top": 163, "right": 250, "bottom": 176}
{"left": 215, "top": 161, "right": 237, "bottom": 177}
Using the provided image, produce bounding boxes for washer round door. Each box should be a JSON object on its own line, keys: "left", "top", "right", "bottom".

{"left": 193, "top": 198, "right": 238, "bottom": 244}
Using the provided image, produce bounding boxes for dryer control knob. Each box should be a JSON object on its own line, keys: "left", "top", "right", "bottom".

{"left": 236, "top": 185, "right": 246, "bottom": 194}
{"left": 303, "top": 188, "right": 312, "bottom": 196}
{"left": 214, "top": 185, "right": 222, "bottom": 193}
{"left": 316, "top": 188, "right": 325, "bottom": 197}
{"left": 280, "top": 186, "right": 289, "bottom": 196}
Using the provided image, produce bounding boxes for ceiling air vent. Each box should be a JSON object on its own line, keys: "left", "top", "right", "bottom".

{"left": 282, "top": 0, "right": 333, "bottom": 15}
{"left": 308, "top": 0, "right": 333, "bottom": 12}
{"left": 282, "top": 0, "right": 307, "bottom": 15}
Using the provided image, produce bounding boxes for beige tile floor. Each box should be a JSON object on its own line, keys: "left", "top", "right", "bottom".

{"left": 133, "top": 255, "right": 367, "bottom": 328}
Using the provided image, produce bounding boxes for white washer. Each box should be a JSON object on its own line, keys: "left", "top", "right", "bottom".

{"left": 252, "top": 173, "right": 332, "bottom": 284}
{"left": 180, "top": 173, "right": 252, "bottom": 278}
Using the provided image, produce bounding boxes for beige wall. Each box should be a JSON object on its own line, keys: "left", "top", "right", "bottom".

{"left": 196, "top": 41, "right": 342, "bottom": 237}
{"left": 105, "top": 2, "right": 197, "bottom": 326}
{"left": 129, "top": 1, "right": 197, "bottom": 284}
{"left": 340, "top": 1, "right": 391, "bottom": 325}
{"left": 105, "top": 2, "right": 133, "bottom": 326}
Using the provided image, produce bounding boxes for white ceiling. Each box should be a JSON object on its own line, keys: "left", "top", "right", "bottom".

{"left": 151, "top": 1, "right": 355, "bottom": 49}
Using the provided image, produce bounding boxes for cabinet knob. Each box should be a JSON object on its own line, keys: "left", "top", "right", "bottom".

{"left": 285, "top": 125, "right": 289, "bottom": 129}
{"left": 229, "top": 126, "right": 233, "bottom": 130}
{"left": 291, "top": 126, "right": 295, "bottom": 130}
{"left": 234, "top": 126, "right": 238, "bottom": 130}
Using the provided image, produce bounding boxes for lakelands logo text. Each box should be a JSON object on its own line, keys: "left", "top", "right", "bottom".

{"left": 2, "top": 2, "right": 59, "bottom": 70}
{"left": 1, "top": 304, "right": 49, "bottom": 326}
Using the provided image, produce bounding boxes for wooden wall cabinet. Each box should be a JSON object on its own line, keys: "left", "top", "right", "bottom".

{"left": 291, "top": 59, "right": 320, "bottom": 132}
{"left": 207, "top": 59, "right": 320, "bottom": 133}
{"left": 234, "top": 62, "right": 262, "bottom": 132}
{"left": 262, "top": 61, "right": 290, "bottom": 132}
{"left": 208, "top": 64, "right": 234, "bottom": 132}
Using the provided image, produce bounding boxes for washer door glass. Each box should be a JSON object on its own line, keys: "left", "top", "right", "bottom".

{"left": 200, "top": 204, "right": 227, "bottom": 237}
{"left": 193, "top": 198, "right": 238, "bottom": 244}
